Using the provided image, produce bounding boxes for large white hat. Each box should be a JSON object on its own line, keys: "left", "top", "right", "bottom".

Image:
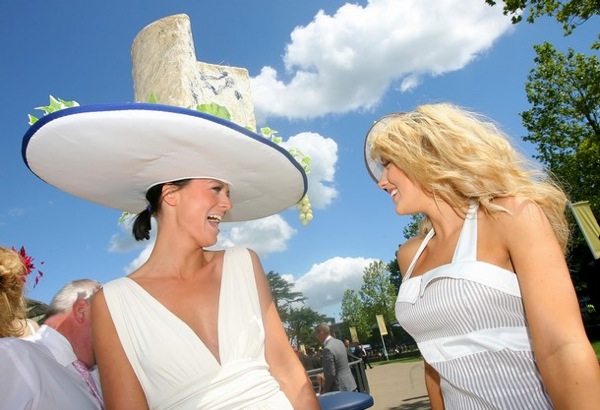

{"left": 22, "top": 103, "right": 307, "bottom": 222}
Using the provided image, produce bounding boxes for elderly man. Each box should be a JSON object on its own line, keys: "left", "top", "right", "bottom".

{"left": 0, "top": 279, "right": 103, "bottom": 409}
{"left": 315, "top": 323, "right": 357, "bottom": 393}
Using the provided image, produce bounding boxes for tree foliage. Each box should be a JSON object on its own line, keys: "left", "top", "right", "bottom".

{"left": 360, "top": 261, "right": 397, "bottom": 323}
{"left": 287, "top": 306, "right": 328, "bottom": 348}
{"left": 521, "top": 42, "right": 600, "bottom": 215}
{"left": 340, "top": 261, "right": 397, "bottom": 341}
{"left": 388, "top": 258, "right": 402, "bottom": 294}
{"left": 340, "top": 289, "right": 372, "bottom": 340}
{"left": 485, "top": 0, "right": 599, "bottom": 39}
{"left": 402, "top": 213, "right": 424, "bottom": 240}
{"left": 265, "top": 271, "right": 329, "bottom": 345}
{"left": 266, "top": 270, "right": 306, "bottom": 323}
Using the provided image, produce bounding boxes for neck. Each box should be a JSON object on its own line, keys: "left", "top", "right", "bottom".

{"left": 423, "top": 200, "right": 469, "bottom": 240}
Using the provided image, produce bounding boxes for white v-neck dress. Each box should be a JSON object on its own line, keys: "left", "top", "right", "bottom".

{"left": 102, "top": 247, "right": 292, "bottom": 410}
{"left": 396, "top": 205, "right": 552, "bottom": 409}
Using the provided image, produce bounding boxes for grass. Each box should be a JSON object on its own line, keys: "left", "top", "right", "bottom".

{"left": 370, "top": 352, "right": 423, "bottom": 367}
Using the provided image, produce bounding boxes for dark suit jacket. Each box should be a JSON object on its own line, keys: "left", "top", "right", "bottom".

{"left": 321, "top": 336, "right": 357, "bottom": 393}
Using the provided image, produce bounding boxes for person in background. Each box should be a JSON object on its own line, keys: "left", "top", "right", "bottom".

{"left": 0, "top": 246, "right": 40, "bottom": 338}
{"left": 353, "top": 341, "right": 372, "bottom": 369}
{"left": 344, "top": 339, "right": 353, "bottom": 356}
{"left": 315, "top": 323, "right": 357, "bottom": 393}
{"left": 0, "top": 279, "right": 103, "bottom": 409}
{"left": 308, "top": 346, "right": 322, "bottom": 370}
{"left": 364, "top": 102, "right": 600, "bottom": 409}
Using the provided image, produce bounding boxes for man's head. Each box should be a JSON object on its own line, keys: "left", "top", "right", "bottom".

{"left": 44, "top": 279, "right": 101, "bottom": 368}
{"left": 314, "top": 322, "right": 331, "bottom": 344}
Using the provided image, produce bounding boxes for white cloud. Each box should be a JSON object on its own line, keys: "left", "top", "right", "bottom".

{"left": 282, "top": 132, "right": 338, "bottom": 209}
{"left": 294, "top": 256, "right": 379, "bottom": 313}
{"left": 214, "top": 214, "right": 297, "bottom": 256}
{"left": 112, "top": 214, "right": 298, "bottom": 273}
{"left": 108, "top": 217, "right": 146, "bottom": 253}
{"left": 251, "top": 0, "right": 513, "bottom": 120}
{"left": 124, "top": 241, "right": 155, "bottom": 274}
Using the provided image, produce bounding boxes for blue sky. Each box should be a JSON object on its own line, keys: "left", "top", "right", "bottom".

{"left": 1, "top": 0, "right": 596, "bottom": 320}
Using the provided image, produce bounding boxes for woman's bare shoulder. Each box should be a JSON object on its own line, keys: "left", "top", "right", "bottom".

{"left": 489, "top": 197, "right": 549, "bottom": 228}
{"left": 397, "top": 236, "right": 424, "bottom": 277}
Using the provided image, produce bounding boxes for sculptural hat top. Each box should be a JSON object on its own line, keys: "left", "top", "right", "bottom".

{"left": 21, "top": 102, "right": 307, "bottom": 222}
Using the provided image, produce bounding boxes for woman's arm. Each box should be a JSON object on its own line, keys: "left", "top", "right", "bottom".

{"left": 499, "top": 199, "right": 600, "bottom": 409}
{"left": 92, "top": 289, "right": 149, "bottom": 410}
{"left": 250, "top": 250, "right": 321, "bottom": 409}
{"left": 424, "top": 361, "right": 445, "bottom": 410}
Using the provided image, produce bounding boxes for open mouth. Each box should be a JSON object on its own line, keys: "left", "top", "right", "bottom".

{"left": 207, "top": 214, "right": 222, "bottom": 225}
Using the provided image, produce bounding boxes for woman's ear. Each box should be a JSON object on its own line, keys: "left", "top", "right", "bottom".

{"left": 162, "top": 184, "right": 179, "bottom": 206}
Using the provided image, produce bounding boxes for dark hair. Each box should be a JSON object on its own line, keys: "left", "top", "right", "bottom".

{"left": 132, "top": 179, "right": 191, "bottom": 241}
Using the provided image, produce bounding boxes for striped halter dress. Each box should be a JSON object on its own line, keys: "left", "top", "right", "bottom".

{"left": 396, "top": 204, "right": 552, "bottom": 409}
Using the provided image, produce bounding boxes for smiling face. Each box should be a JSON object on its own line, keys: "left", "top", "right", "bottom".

{"left": 167, "top": 178, "right": 233, "bottom": 247}
{"left": 377, "top": 162, "right": 427, "bottom": 215}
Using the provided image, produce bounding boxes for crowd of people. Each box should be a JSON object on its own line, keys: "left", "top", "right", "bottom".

{"left": 1, "top": 100, "right": 599, "bottom": 409}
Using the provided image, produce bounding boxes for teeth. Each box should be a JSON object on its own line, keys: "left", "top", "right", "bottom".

{"left": 390, "top": 189, "right": 398, "bottom": 197}
{"left": 207, "top": 214, "right": 222, "bottom": 222}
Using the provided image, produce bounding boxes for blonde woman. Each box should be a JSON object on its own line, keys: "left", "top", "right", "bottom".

{"left": 0, "top": 247, "right": 39, "bottom": 338}
{"left": 364, "top": 103, "right": 600, "bottom": 409}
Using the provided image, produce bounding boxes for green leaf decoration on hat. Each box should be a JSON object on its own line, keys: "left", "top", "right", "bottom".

{"left": 28, "top": 96, "right": 314, "bottom": 226}
{"left": 28, "top": 96, "right": 79, "bottom": 125}
{"left": 194, "top": 103, "right": 232, "bottom": 122}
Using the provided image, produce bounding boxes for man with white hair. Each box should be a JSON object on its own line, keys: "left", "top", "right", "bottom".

{"left": 0, "top": 279, "right": 103, "bottom": 409}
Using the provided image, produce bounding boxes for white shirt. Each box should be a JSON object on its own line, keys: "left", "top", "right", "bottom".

{"left": 0, "top": 325, "right": 102, "bottom": 410}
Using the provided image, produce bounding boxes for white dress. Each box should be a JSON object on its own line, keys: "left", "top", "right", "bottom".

{"left": 102, "top": 247, "right": 293, "bottom": 410}
{"left": 396, "top": 204, "right": 552, "bottom": 409}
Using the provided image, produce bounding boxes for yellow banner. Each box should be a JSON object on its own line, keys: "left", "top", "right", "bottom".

{"left": 569, "top": 201, "right": 600, "bottom": 259}
{"left": 349, "top": 327, "right": 358, "bottom": 343}
{"left": 376, "top": 314, "right": 388, "bottom": 336}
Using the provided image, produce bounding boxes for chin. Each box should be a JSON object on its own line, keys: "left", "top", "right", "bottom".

{"left": 205, "top": 236, "right": 220, "bottom": 247}
{"left": 395, "top": 204, "right": 414, "bottom": 216}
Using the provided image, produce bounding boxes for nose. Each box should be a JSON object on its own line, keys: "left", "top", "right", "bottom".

{"left": 377, "top": 168, "right": 389, "bottom": 191}
{"left": 221, "top": 192, "right": 233, "bottom": 211}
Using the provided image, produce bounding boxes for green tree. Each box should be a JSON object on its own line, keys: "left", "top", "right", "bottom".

{"left": 521, "top": 42, "right": 600, "bottom": 216}
{"left": 340, "top": 289, "right": 372, "bottom": 340}
{"left": 402, "top": 213, "right": 423, "bottom": 240}
{"left": 359, "top": 261, "right": 397, "bottom": 327}
{"left": 388, "top": 258, "right": 402, "bottom": 294}
{"left": 340, "top": 261, "right": 398, "bottom": 341}
{"left": 266, "top": 271, "right": 306, "bottom": 323}
{"left": 287, "top": 306, "right": 328, "bottom": 348}
{"left": 485, "top": 0, "right": 599, "bottom": 39}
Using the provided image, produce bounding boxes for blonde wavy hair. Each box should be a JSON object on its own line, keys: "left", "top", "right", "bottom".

{"left": 0, "top": 247, "right": 28, "bottom": 337}
{"left": 365, "top": 103, "right": 569, "bottom": 252}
